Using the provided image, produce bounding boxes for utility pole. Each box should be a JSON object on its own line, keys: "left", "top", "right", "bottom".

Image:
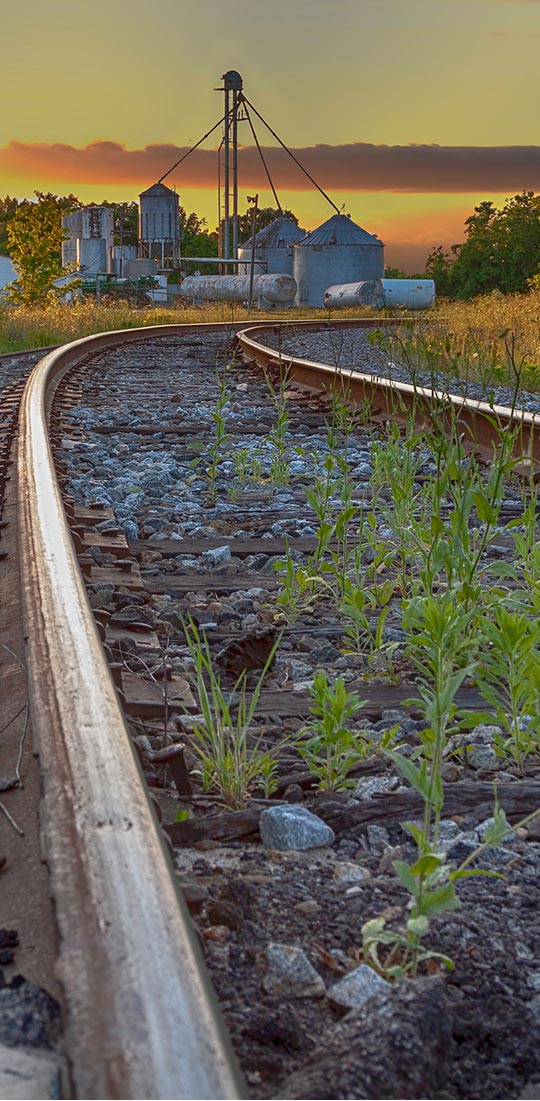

{"left": 247, "top": 193, "right": 258, "bottom": 307}
{"left": 218, "top": 70, "right": 243, "bottom": 264}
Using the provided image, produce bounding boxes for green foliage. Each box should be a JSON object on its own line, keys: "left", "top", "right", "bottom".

{"left": 425, "top": 192, "right": 540, "bottom": 299}
{"left": 7, "top": 191, "right": 80, "bottom": 304}
{"left": 362, "top": 796, "right": 515, "bottom": 980}
{"left": 298, "top": 671, "right": 370, "bottom": 790}
{"left": 182, "top": 620, "right": 283, "bottom": 808}
{"left": 205, "top": 359, "right": 232, "bottom": 500}
{"left": 475, "top": 607, "right": 540, "bottom": 766}
{"left": 0, "top": 195, "right": 20, "bottom": 256}
{"left": 179, "top": 206, "right": 218, "bottom": 260}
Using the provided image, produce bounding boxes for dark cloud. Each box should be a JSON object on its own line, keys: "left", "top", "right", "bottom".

{"left": 2, "top": 139, "right": 540, "bottom": 194}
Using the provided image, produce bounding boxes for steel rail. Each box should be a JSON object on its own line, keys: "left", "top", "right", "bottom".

{"left": 236, "top": 322, "right": 540, "bottom": 461}
{"left": 18, "top": 313, "right": 530, "bottom": 1098}
{"left": 18, "top": 323, "right": 249, "bottom": 1101}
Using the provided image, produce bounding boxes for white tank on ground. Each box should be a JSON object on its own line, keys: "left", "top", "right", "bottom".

{"left": 376, "top": 279, "right": 435, "bottom": 310}
{"left": 294, "top": 213, "right": 384, "bottom": 308}
{"left": 323, "top": 281, "right": 377, "bottom": 308}
{"left": 324, "top": 278, "right": 436, "bottom": 311}
{"left": 179, "top": 273, "right": 297, "bottom": 307}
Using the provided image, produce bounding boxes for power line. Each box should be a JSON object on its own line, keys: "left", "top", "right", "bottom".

{"left": 158, "top": 115, "right": 227, "bottom": 184}
{"left": 241, "top": 100, "right": 282, "bottom": 214}
{"left": 241, "top": 95, "right": 340, "bottom": 215}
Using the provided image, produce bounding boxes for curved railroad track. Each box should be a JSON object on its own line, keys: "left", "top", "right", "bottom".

{"left": 3, "top": 317, "right": 540, "bottom": 1099}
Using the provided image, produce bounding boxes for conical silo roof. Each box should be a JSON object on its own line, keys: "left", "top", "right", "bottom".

{"left": 242, "top": 216, "right": 305, "bottom": 250}
{"left": 139, "top": 181, "right": 178, "bottom": 199}
{"left": 297, "top": 213, "right": 383, "bottom": 248}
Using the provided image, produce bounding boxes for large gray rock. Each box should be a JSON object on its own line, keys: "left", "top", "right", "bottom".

{"left": 262, "top": 943, "right": 325, "bottom": 998}
{"left": 280, "top": 977, "right": 453, "bottom": 1099}
{"left": 259, "top": 805, "right": 335, "bottom": 851}
{"left": 327, "top": 964, "right": 388, "bottom": 1010}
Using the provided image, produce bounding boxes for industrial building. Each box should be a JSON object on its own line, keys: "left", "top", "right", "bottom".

{"left": 59, "top": 71, "right": 434, "bottom": 310}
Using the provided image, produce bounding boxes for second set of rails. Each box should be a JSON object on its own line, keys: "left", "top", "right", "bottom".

{"left": 6, "top": 317, "right": 540, "bottom": 1098}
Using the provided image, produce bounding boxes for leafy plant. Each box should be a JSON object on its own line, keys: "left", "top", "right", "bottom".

{"left": 206, "top": 359, "right": 232, "bottom": 501}
{"left": 298, "top": 671, "right": 370, "bottom": 790}
{"left": 264, "top": 367, "right": 291, "bottom": 487}
{"left": 182, "top": 620, "right": 284, "bottom": 808}
{"left": 475, "top": 606, "right": 540, "bottom": 766}
{"left": 362, "top": 796, "right": 513, "bottom": 979}
{"left": 273, "top": 542, "right": 330, "bottom": 623}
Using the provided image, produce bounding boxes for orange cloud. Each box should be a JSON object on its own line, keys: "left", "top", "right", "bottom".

{"left": 2, "top": 140, "right": 540, "bottom": 194}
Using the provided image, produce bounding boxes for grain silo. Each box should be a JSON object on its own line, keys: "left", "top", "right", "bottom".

{"left": 238, "top": 217, "right": 305, "bottom": 277}
{"left": 293, "top": 213, "right": 384, "bottom": 308}
{"left": 139, "top": 182, "right": 180, "bottom": 268}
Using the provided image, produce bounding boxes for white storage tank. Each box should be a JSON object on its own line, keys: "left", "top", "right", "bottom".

{"left": 294, "top": 213, "right": 384, "bottom": 308}
{"left": 376, "top": 279, "right": 435, "bottom": 310}
{"left": 179, "top": 273, "right": 296, "bottom": 307}
{"left": 76, "top": 237, "right": 108, "bottom": 274}
{"left": 124, "top": 258, "right": 158, "bottom": 279}
{"left": 238, "top": 217, "right": 305, "bottom": 277}
{"left": 324, "top": 281, "right": 377, "bottom": 308}
{"left": 61, "top": 210, "right": 82, "bottom": 268}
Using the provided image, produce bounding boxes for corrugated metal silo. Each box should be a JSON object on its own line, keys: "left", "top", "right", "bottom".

{"left": 238, "top": 217, "right": 305, "bottom": 277}
{"left": 293, "top": 213, "right": 384, "bottom": 308}
{"left": 139, "top": 182, "right": 180, "bottom": 268}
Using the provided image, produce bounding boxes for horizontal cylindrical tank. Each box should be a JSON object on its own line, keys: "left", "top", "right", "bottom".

{"left": 179, "top": 273, "right": 297, "bottom": 305}
{"left": 324, "top": 281, "right": 377, "bottom": 308}
{"left": 76, "top": 238, "right": 107, "bottom": 274}
{"left": 123, "top": 258, "right": 158, "bottom": 279}
{"left": 324, "top": 278, "right": 436, "bottom": 311}
{"left": 377, "top": 279, "right": 435, "bottom": 310}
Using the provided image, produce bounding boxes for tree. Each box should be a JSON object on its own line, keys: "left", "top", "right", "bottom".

{"left": 424, "top": 192, "right": 540, "bottom": 299}
{"left": 0, "top": 196, "right": 20, "bottom": 256}
{"left": 7, "top": 191, "right": 80, "bottom": 304}
{"left": 384, "top": 265, "right": 408, "bottom": 279}
{"left": 100, "top": 200, "right": 139, "bottom": 247}
{"left": 179, "top": 207, "right": 218, "bottom": 258}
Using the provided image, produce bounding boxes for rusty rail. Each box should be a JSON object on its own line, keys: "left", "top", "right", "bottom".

{"left": 18, "top": 324, "right": 248, "bottom": 1100}
{"left": 236, "top": 322, "right": 540, "bottom": 462}
{"left": 18, "top": 315, "right": 539, "bottom": 1099}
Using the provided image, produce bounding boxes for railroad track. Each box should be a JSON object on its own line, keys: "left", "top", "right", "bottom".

{"left": 3, "top": 318, "right": 540, "bottom": 1099}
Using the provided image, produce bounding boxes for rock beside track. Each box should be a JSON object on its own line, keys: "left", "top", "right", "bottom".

{"left": 279, "top": 977, "right": 452, "bottom": 1100}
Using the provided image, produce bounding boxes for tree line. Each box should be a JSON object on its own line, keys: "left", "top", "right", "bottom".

{"left": 2, "top": 189, "right": 540, "bottom": 304}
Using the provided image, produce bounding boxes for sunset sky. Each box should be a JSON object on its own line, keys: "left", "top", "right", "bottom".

{"left": 2, "top": 0, "right": 540, "bottom": 271}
